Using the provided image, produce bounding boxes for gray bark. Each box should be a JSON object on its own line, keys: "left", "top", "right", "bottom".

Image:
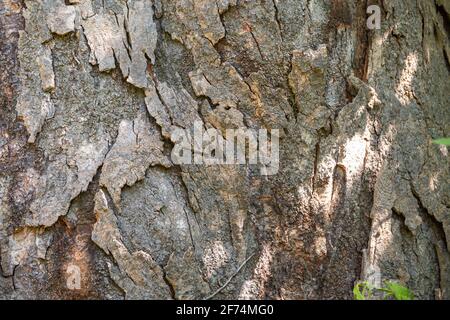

{"left": 0, "top": 0, "right": 449, "bottom": 299}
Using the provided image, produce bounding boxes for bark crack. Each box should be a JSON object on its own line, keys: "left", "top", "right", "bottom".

{"left": 271, "top": 0, "right": 283, "bottom": 41}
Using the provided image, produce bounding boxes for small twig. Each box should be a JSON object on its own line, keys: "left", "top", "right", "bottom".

{"left": 204, "top": 253, "right": 256, "bottom": 300}
{"left": 72, "top": 52, "right": 81, "bottom": 65}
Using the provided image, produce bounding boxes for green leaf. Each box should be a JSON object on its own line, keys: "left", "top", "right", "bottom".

{"left": 353, "top": 282, "right": 372, "bottom": 300}
{"left": 353, "top": 285, "right": 365, "bottom": 300}
{"left": 384, "top": 281, "right": 414, "bottom": 300}
{"left": 433, "top": 138, "right": 450, "bottom": 146}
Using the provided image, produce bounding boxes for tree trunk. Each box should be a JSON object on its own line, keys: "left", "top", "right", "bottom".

{"left": 0, "top": 0, "right": 449, "bottom": 300}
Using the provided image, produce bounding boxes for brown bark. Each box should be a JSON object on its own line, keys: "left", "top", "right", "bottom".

{"left": 0, "top": 0, "right": 449, "bottom": 300}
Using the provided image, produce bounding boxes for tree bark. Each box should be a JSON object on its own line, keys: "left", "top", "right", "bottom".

{"left": 0, "top": 0, "right": 449, "bottom": 299}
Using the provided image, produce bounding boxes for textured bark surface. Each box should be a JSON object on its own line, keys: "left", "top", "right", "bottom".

{"left": 0, "top": 0, "right": 449, "bottom": 299}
